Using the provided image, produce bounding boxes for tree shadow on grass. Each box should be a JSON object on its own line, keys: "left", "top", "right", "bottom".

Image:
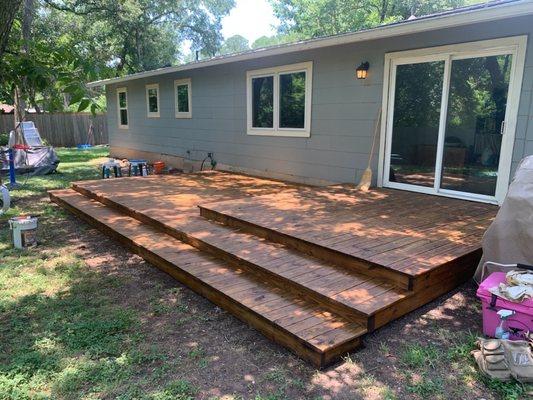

{"left": 0, "top": 262, "right": 143, "bottom": 399}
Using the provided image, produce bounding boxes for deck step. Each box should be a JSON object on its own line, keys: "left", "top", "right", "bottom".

{"left": 70, "top": 182, "right": 411, "bottom": 328}
{"left": 49, "top": 189, "right": 367, "bottom": 368}
{"left": 171, "top": 217, "right": 412, "bottom": 329}
{"left": 198, "top": 202, "right": 413, "bottom": 290}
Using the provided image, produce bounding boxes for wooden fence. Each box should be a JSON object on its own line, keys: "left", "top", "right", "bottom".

{"left": 0, "top": 113, "right": 108, "bottom": 147}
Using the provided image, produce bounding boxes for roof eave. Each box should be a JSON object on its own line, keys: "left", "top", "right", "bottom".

{"left": 87, "top": 0, "right": 533, "bottom": 88}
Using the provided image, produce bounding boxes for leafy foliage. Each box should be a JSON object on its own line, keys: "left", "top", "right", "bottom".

{"left": 220, "top": 34, "right": 250, "bottom": 54}
{"left": 270, "top": 0, "right": 479, "bottom": 38}
{"left": 251, "top": 33, "right": 301, "bottom": 49}
{"left": 43, "top": 0, "right": 235, "bottom": 71}
{"left": 0, "top": 0, "right": 235, "bottom": 114}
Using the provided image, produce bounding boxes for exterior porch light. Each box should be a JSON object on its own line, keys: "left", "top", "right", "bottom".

{"left": 356, "top": 62, "right": 369, "bottom": 79}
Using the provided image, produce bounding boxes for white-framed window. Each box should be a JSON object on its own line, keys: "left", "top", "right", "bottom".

{"left": 145, "top": 83, "right": 160, "bottom": 118}
{"left": 246, "top": 61, "right": 312, "bottom": 137}
{"left": 174, "top": 78, "right": 192, "bottom": 118}
{"left": 117, "top": 87, "right": 128, "bottom": 129}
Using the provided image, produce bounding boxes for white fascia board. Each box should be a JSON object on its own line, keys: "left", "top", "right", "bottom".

{"left": 87, "top": 1, "right": 533, "bottom": 88}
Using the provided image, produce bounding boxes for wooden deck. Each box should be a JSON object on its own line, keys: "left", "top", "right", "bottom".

{"left": 49, "top": 171, "right": 497, "bottom": 367}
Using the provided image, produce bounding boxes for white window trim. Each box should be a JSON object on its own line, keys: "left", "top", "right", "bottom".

{"left": 377, "top": 35, "right": 528, "bottom": 205}
{"left": 246, "top": 61, "right": 312, "bottom": 137}
{"left": 174, "top": 78, "right": 192, "bottom": 118}
{"left": 116, "top": 87, "right": 128, "bottom": 129}
{"left": 145, "top": 83, "right": 160, "bottom": 118}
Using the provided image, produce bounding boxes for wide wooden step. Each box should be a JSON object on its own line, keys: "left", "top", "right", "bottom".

{"left": 70, "top": 181, "right": 411, "bottom": 329}
{"left": 170, "top": 217, "right": 412, "bottom": 330}
{"left": 199, "top": 202, "right": 413, "bottom": 290}
{"left": 49, "top": 189, "right": 367, "bottom": 368}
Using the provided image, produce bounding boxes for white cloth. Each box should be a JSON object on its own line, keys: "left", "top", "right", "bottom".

{"left": 488, "top": 270, "right": 533, "bottom": 302}
{"left": 475, "top": 156, "right": 533, "bottom": 281}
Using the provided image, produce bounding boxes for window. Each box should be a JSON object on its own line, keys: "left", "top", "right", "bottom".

{"left": 117, "top": 87, "right": 128, "bottom": 129}
{"left": 247, "top": 61, "right": 312, "bottom": 137}
{"left": 174, "top": 78, "right": 192, "bottom": 118}
{"left": 145, "top": 83, "right": 160, "bottom": 118}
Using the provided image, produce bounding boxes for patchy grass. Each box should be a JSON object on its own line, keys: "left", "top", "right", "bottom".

{"left": 1, "top": 146, "right": 533, "bottom": 399}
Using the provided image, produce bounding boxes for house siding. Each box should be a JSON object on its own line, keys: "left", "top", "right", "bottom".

{"left": 105, "top": 14, "right": 533, "bottom": 185}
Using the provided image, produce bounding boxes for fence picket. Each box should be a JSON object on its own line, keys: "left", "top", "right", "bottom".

{"left": 0, "top": 113, "right": 108, "bottom": 147}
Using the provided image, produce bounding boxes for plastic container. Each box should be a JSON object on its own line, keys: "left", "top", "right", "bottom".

{"left": 477, "top": 272, "right": 533, "bottom": 340}
{"left": 153, "top": 161, "right": 165, "bottom": 174}
{"left": 9, "top": 216, "right": 38, "bottom": 249}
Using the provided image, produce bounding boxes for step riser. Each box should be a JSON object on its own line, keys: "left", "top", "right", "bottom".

{"left": 50, "top": 192, "right": 362, "bottom": 368}
{"left": 199, "top": 206, "right": 412, "bottom": 291}
{"left": 372, "top": 253, "right": 478, "bottom": 329}
{"left": 72, "top": 185, "right": 368, "bottom": 326}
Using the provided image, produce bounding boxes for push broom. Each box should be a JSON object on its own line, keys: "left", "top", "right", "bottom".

{"left": 356, "top": 108, "right": 382, "bottom": 191}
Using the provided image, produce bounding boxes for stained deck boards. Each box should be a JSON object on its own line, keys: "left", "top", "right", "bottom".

{"left": 49, "top": 189, "right": 366, "bottom": 367}
{"left": 199, "top": 184, "right": 496, "bottom": 279}
{"left": 49, "top": 171, "right": 498, "bottom": 366}
{"left": 72, "top": 176, "right": 412, "bottom": 323}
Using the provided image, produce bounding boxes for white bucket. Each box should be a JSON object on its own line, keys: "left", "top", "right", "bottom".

{"left": 9, "top": 216, "right": 38, "bottom": 249}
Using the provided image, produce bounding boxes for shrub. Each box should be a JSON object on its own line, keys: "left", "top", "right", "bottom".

{"left": 0, "top": 132, "right": 8, "bottom": 146}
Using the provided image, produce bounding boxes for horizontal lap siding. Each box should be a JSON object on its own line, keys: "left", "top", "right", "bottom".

{"left": 106, "top": 15, "right": 533, "bottom": 184}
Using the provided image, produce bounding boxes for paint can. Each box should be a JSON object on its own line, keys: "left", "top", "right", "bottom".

{"left": 9, "top": 216, "right": 38, "bottom": 249}
{"left": 153, "top": 161, "right": 165, "bottom": 174}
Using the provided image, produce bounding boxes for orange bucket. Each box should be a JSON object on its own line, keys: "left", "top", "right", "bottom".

{"left": 153, "top": 161, "right": 165, "bottom": 174}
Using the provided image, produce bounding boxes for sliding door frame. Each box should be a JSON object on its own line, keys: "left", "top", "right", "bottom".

{"left": 377, "top": 36, "right": 528, "bottom": 205}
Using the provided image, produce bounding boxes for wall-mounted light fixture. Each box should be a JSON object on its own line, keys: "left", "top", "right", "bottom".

{"left": 356, "top": 62, "right": 370, "bottom": 79}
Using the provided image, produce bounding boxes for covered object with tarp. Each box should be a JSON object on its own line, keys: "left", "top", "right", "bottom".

{"left": 475, "top": 156, "right": 533, "bottom": 281}
{"left": 0, "top": 121, "right": 59, "bottom": 176}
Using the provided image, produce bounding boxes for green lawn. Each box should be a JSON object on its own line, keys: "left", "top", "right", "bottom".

{"left": 0, "top": 148, "right": 195, "bottom": 399}
{"left": 0, "top": 147, "right": 531, "bottom": 400}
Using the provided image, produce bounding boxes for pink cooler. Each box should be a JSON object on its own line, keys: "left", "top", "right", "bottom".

{"left": 476, "top": 272, "right": 533, "bottom": 340}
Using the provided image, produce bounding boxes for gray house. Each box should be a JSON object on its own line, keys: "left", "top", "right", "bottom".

{"left": 89, "top": 0, "right": 533, "bottom": 205}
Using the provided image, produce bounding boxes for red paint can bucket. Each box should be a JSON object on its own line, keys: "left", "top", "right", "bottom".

{"left": 153, "top": 161, "right": 165, "bottom": 174}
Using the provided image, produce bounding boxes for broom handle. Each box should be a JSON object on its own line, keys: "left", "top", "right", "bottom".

{"left": 366, "top": 108, "right": 382, "bottom": 169}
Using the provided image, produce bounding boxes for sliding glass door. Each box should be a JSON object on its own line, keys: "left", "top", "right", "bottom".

{"left": 382, "top": 37, "right": 526, "bottom": 204}
{"left": 440, "top": 54, "right": 511, "bottom": 196}
{"left": 388, "top": 60, "right": 444, "bottom": 188}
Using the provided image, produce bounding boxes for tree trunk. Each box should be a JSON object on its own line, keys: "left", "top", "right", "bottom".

{"left": 0, "top": 0, "right": 22, "bottom": 62}
{"left": 22, "top": 0, "right": 34, "bottom": 52}
{"left": 14, "top": 86, "right": 25, "bottom": 128}
{"left": 15, "top": 0, "right": 34, "bottom": 118}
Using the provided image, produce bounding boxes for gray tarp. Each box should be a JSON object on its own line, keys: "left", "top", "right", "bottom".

{"left": 1, "top": 146, "right": 59, "bottom": 176}
{"left": 475, "top": 156, "right": 533, "bottom": 281}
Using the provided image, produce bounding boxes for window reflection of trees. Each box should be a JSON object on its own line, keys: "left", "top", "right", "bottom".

{"left": 442, "top": 54, "right": 511, "bottom": 195}
{"left": 280, "top": 72, "right": 306, "bottom": 129}
{"left": 389, "top": 54, "right": 512, "bottom": 195}
{"left": 252, "top": 76, "right": 274, "bottom": 128}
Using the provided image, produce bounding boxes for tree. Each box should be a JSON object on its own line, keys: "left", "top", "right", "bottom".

{"left": 0, "top": 0, "right": 236, "bottom": 115}
{"left": 220, "top": 35, "right": 249, "bottom": 55}
{"left": 251, "top": 33, "right": 300, "bottom": 49}
{"left": 42, "top": 0, "right": 235, "bottom": 73}
{"left": 270, "top": 0, "right": 476, "bottom": 38}
{"left": 0, "top": 0, "right": 22, "bottom": 62}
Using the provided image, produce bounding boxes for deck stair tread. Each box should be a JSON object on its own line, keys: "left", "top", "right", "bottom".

{"left": 49, "top": 189, "right": 367, "bottom": 366}
{"left": 198, "top": 190, "right": 496, "bottom": 277}
{"left": 173, "top": 217, "right": 412, "bottom": 317}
